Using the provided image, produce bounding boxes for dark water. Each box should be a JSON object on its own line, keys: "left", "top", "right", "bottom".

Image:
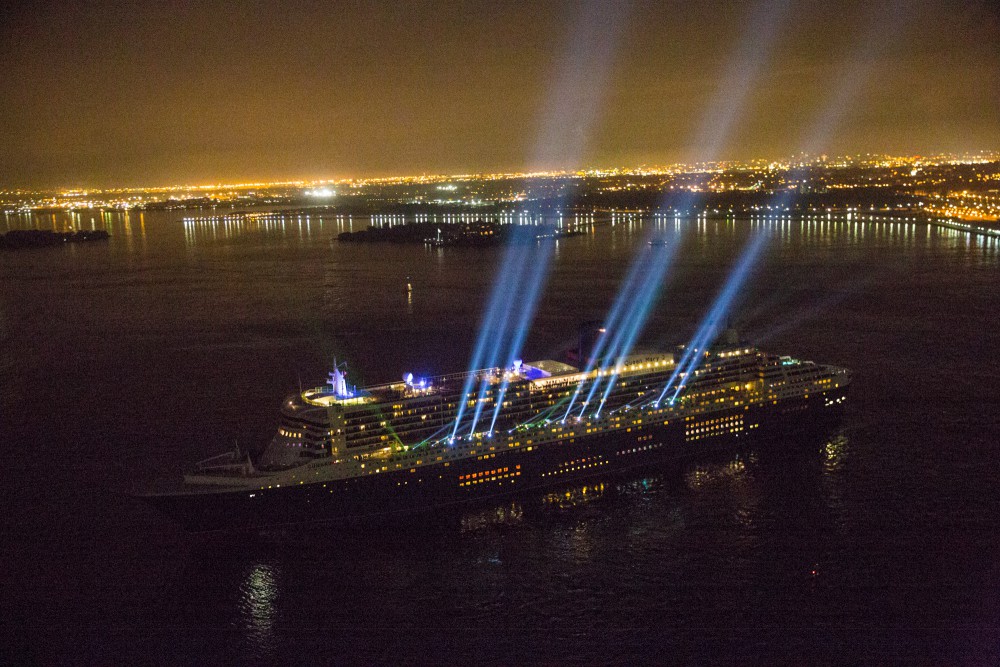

{"left": 3, "top": 210, "right": 999, "bottom": 664}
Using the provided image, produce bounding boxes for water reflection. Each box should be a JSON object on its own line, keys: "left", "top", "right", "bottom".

{"left": 1, "top": 208, "right": 150, "bottom": 246}
{"left": 823, "top": 434, "right": 847, "bottom": 470}
{"left": 238, "top": 561, "right": 280, "bottom": 657}
{"left": 459, "top": 501, "right": 524, "bottom": 533}
{"left": 684, "top": 454, "right": 753, "bottom": 491}
{"left": 616, "top": 475, "right": 660, "bottom": 500}
{"left": 179, "top": 434, "right": 845, "bottom": 662}
{"left": 820, "top": 433, "right": 850, "bottom": 512}
{"left": 4, "top": 209, "right": 998, "bottom": 267}
{"left": 182, "top": 212, "right": 328, "bottom": 247}
{"left": 540, "top": 481, "right": 607, "bottom": 509}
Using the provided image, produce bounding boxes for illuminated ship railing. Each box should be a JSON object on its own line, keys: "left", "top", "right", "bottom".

{"left": 528, "top": 354, "right": 674, "bottom": 391}
{"left": 345, "top": 362, "right": 567, "bottom": 408}
{"left": 301, "top": 387, "right": 372, "bottom": 407}
{"left": 358, "top": 366, "right": 504, "bottom": 395}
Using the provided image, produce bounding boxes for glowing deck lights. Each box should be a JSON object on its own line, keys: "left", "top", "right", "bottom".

{"left": 448, "top": 0, "right": 809, "bottom": 439}
{"left": 586, "top": 0, "right": 792, "bottom": 413}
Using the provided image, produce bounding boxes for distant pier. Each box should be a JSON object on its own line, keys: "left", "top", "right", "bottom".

{"left": 928, "top": 219, "right": 1000, "bottom": 239}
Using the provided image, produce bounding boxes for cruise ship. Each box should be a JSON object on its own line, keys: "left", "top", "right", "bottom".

{"left": 142, "top": 336, "right": 850, "bottom": 531}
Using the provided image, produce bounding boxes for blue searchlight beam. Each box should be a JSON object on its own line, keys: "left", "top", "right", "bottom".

{"left": 656, "top": 231, "right": 769, "bottom": 406}
{"left": 561, "top": 240, "right": 661, "bottom": 421}
{"left": 487, "top": 238, "right": 557, "bottom": 434}
{"left": 467, "top": 243, "right": 533, "bottom": 435}
{"left": 593, "top": 238, "right": 681, "bottom": 416}
{"left": 581, "top": 236, "right": 680, "bottom": 417}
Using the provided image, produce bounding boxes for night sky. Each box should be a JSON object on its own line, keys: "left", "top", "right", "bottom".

{"left": 1, "top": 0, "right": 997, "bottom": 188}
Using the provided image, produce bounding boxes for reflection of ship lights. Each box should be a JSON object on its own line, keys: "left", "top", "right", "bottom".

{"left": 240, "top": 562, "right": 279, "bottom": 654}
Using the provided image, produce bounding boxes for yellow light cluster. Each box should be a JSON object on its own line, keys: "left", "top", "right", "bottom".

{"left": 459, "top": 465, "right": 521, "bottom": 487}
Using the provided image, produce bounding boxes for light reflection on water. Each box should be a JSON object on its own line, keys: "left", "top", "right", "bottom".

{"left": 459, "top": 501, "right": 524, "bottom": 533}
{"left": 238, "top": 562, "right": 280, "bottom": 657}
{"left": 9, "top": 208, "right": 999, "bottom": 258}
{"left": 541, "top": 481, "right": 607, "bottom": 509}
{"left": 820, "top": 434, "right": 850, "bottom": 512}
{"left": 5, "top": 196, "right": 1000, "bottom": 664}
{"left": 823, "top": 434, "right": 848, "bottom": 471}
{"left": 684, "top": 454, "right": 752, "bottom": 491}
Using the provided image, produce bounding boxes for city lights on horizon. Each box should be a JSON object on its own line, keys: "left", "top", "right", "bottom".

{"left": 1, "top": 151, "right": 998, "bottom": 226}
{"left": 2, "top": 151, "right": 999, "bottom": 202}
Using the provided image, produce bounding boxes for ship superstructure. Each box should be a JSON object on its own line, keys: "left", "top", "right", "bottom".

{"left": 144, "top": 342, "right": 850, "bottom": 530}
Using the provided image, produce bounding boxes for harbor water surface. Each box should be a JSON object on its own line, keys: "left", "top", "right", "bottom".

{"left": 2, "top": 211, "right": 999, "bottom": 664}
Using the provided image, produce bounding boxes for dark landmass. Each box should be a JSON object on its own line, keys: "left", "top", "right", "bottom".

{"left": 338, "top": 220, "right": 585, "bottom": 246}
{"left": 0, "top": 229, "right": 110, "bottom": 249}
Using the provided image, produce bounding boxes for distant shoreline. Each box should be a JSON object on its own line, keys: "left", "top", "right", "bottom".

{"left": 0, "top": 229, "right": 109, "bottom": 250}
{"left": 337, "top": 220, "right": 585, "bottom": 247}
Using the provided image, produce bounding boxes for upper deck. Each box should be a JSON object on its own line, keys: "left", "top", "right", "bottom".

{"left": 301, "top": 353, "right": 677, "bottom": 409}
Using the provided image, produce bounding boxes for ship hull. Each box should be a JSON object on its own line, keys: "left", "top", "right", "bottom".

{"left": 141, "top": 390, "right": 847, "bottom": 532}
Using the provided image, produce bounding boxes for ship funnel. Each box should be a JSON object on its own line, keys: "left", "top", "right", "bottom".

{"left": 327, "top": 358, "right": 351, "bottom": 398}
